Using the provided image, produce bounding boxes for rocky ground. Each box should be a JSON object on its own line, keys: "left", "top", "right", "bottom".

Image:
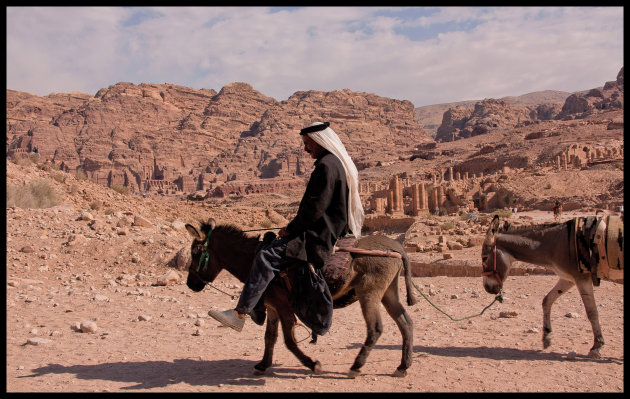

{"left": 5, "top": 159, "right": 624, "bottom": 392}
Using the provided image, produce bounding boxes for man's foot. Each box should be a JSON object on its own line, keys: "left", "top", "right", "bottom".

{"left": 208, "top": 309, "right": 245, "bottom": 332}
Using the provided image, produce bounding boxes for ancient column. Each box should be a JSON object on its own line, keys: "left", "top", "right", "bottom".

{"left": 437, "top": 185, "right": 445, "bottom": 207}
{"left": 412, "top": 184, "right": 420, "bottom": 216}
{"left": 420, "top": 182, "right": 427, "bottom": 210}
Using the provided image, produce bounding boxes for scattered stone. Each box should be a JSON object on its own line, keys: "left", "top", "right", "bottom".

{"left": 133, "top": 215, "right": 153, "bottom": 228}
{"left": 26, "top": 337, "right": 51, "bottom": 346}
{"left": 66, "top": 234, "right": 87, "bottom": 246}
{"left": 499, "top": 311, "right": 518, "bottom": 318}
{"left": 565, "top": 312, "right": 580, "bottom": 318}
{"left": 80, "top": 321, "right": 98, "bottom": 333}
{"left": 79, "top": 211, "right": 94, "bottom": 221}
{"left": 566, "top": 351, "right": 578, "bottom": 360}
{"left": 20, "top": 246, "right": 35, "bottom": 253}
{"left": 171, "top": 221, "right": 187, "bottom": 232}
{"left": 138, "top": 314, "right": 152, "bottom": 321}
{"left": 446, "top": 241, "right": 463, "bottom": 250}
{"left": 156, "top": 270, "right": 181, "bottom": 286}
{"left": 92, "top": 294, "right": 110, "bottom": 302}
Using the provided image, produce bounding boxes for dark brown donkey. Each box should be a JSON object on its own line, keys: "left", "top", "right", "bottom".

{"left": 185, "top": 218, "right": 418, "bottom": 378}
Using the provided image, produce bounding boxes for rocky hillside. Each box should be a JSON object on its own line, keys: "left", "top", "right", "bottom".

{"left": 6, "top": 83, "right": 431, "bottom": 197}
{"left": 414, "top": 90, "right": 573, "bottom": 138}
{"left": 432, "top": 68, "right": 624, "bottom": 142}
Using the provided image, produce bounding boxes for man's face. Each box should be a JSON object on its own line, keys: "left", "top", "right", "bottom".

{"left": 302, "top": 134, "right": 325, "bottom": 159}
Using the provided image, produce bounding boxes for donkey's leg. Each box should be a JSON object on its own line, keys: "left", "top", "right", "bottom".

{"left": 348, "top": 293, "right": 383, "bottom": 378}
{"left": 381, "top": 279, "right": 414, "bottom": 377}
{"left": 254, "top": 308, "right": 279, "bottom": 375}
{"left": 574, "top": 275, "right": 605, "bottom": 359}
{"left": 541, "top": 279, "right": 574, "bottom": 350}
{"left": 277, "top": 309, "right": 322, "bottom": 374}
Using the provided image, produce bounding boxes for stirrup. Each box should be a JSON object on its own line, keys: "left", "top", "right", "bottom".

{"left": 208, "top": 309, "right": 245, "bottom": 332}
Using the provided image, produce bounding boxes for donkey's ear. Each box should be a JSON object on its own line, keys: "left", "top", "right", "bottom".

{"left": 185, "top": 224, "right": 205, "bottom": 241}
{"left": 206, "top": 218, "right": 216, "bottom": 230}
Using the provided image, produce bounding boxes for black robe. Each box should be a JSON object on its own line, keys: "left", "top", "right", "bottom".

{"left": 284, "top": 151, "right": 349, "bottom": 268}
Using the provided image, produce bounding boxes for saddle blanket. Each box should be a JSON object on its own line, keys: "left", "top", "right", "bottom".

{"left": 572, "top": 215, "right": 624, "bottom": 285}
{"left": 322, "top": 236, "right": 356, "bottom": 294}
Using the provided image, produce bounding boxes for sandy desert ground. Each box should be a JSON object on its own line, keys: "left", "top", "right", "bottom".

{"left": 5, "top": 161, "right": 624, "bottom": 392}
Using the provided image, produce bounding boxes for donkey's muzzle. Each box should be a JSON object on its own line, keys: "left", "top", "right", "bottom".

{"left": 187, "top": 273, "right": 206, "bottom": 292}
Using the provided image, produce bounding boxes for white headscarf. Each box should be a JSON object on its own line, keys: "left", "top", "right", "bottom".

{"left": 304, "top": 122, "right": 364, "bottom": 238}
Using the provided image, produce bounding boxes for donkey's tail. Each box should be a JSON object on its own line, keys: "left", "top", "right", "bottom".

{"left": 401, "top": 251, "right": 418, "bottom": 306}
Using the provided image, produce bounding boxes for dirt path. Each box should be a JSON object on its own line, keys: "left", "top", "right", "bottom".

{"left": 6, "top": 270, "right": 623, "bottom": 392}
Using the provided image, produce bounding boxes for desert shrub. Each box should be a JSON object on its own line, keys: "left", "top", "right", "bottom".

{"left": 10, "top": 153, "right": 38, "bottom": 167}
{"left": 441, "top": 221, "right": 455, "bottom": 231}
{"left": 67, "top": 183, "right": 79, "bottom": 195}
{"left": 74, "top": 169, "right": 87, "bottom": 181}
{"left": 6, "top": 179, "right": 63, "bottom": 209}
{"left": 90, "top": 200, "right": 104, "bottom": 210}
{"left": 545, "top": 183, "right": 552, "bottom": 189}
{"left": 491, "top": 209, "right": 513, "bottom": 219}
{"left": 110, "top": 184, "right": 130, "bottom": 195}
{"left": 438, "top": 207, "right": 448, "bottom": 216}
{"left": 260, "top": 218, "right": 273, "bottom": 229}
{"left": 50, "top": 171, "right": 67, "bottom": 183}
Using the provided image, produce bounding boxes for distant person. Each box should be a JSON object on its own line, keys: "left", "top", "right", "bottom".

{"left": 553, "top": 201, "right": 562, "bottom": 220}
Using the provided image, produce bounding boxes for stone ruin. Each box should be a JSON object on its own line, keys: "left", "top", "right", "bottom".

{"left": 362, "top": 139, "right": 624, "bottom": 217}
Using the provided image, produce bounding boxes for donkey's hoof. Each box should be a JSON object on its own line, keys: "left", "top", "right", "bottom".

{"left": 253, "top": 364, "right": 267, "bottom": 375}
{"left": 542, "top": 336, "right": 552, "bottom": 349}
{"left": 588, "top": 349, "right": 601, "bottom": 359}
{"left": 392, "top": 368, "right": 407, "bottom": 378}
{"left": 312, "top": 361, "right": 323, "bottom": 375}
{"left": 347, "top": 369, "right": 361, "bottom": 379}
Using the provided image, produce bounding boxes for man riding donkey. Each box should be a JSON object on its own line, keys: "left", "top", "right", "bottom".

{"left": 208, "top": 121, "right": 364, "bottom": 334}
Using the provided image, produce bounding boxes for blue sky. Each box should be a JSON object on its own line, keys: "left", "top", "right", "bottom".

{"left": 6, "top": 6, "right": 624, "bottom": 107}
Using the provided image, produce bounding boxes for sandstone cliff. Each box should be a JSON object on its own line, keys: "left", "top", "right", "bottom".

{"left": 433, "top": 67, "right": 623, "bottom": 143}
{"left": 6, "top": 83, "right": 432, "bottom": 197}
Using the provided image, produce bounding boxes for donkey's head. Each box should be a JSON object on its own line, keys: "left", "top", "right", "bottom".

{"left": 481, "top": 215, "right": 510, "bottom": 295}
{"left": 185, "top": 218, "right": 220, "bottom": 292}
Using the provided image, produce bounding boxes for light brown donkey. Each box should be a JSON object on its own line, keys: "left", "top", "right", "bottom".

{"left": 482, "top": 215, "right": 623, "bottom": 359}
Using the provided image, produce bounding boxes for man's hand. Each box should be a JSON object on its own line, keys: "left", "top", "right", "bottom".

{"left": 278, "top": 227, "right": 289, "bottom": 238}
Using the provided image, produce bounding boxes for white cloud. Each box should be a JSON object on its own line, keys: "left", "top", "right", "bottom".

{"left": 6, "top": 6, "right": 623, "bottom": 106}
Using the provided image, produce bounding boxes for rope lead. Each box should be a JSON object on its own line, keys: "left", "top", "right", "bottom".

{"left": 411, "top": 280, "right": 502, "bottom": 321}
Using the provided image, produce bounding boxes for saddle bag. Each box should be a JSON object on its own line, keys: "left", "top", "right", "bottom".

{"left": 289, "top": 263, "right": 333, "bottom": 337}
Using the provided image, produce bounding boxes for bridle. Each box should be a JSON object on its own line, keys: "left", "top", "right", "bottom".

{"left": 482, "top": 239, "right": 503, "bottom": 290}
{"left": 196, "top": 229, "right": 213, "bottom": 273}
{"left": 190, "top": 228, "right": 238, "bottom": 299}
